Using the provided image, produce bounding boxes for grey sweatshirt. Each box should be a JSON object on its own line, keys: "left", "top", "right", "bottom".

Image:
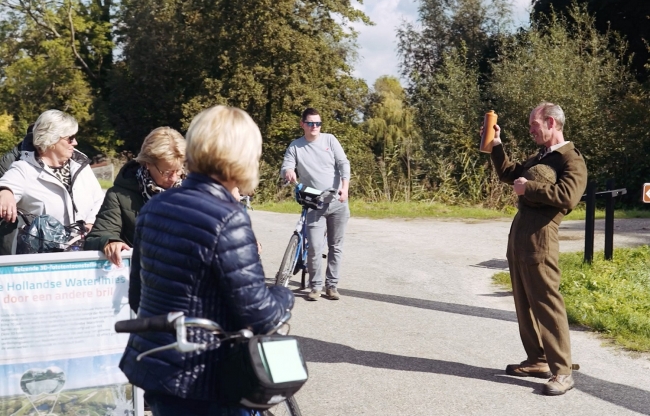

{"left": 280, "top": 133, "right": 350, "bottom": 203}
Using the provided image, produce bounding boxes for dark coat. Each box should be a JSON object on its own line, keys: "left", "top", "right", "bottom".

{"left": 84, "top": 160, "right": 143, "bottom": 251}
{"left": 0, "top": 144, "right": 21, "bottom": 177}
{"left": 0, "top": 144, "right": 21, "bottom": 255}
{"left": 119, "top": 173, "right": 294, "bottom": 401}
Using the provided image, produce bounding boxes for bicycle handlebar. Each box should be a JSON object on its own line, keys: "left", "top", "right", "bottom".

{"left": 115, "top": 310, "right": 292, "bottom": 361}
{"left": 115, "top": 312, "right": 179, "bottom": 334}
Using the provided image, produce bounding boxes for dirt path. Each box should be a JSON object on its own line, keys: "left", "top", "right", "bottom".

{"left": 251, "top": 211, "right": 650, "bottom": 415}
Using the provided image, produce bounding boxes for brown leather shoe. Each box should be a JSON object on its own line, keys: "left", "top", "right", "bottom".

{"left": 505, "top": 361, "right": 552, "bottom": 379}
{"left": 543, "top": 374, "right": 575, "bottom": 396}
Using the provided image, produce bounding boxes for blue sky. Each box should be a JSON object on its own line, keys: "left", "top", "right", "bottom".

{"left": 351, "top": 0, "right": 533, "bottom": 87}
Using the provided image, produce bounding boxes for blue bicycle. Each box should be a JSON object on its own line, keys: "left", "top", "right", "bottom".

{"left": 275, "top": 183, "right": 337, "bottom": 289}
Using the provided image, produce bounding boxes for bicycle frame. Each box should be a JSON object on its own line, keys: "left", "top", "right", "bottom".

{"left": 291, "top": 206, "right": 310, "bottom": 289}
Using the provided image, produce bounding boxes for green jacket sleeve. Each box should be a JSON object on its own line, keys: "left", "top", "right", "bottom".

{"left": 84, "top": 188, "right": 124, "bottom": 251}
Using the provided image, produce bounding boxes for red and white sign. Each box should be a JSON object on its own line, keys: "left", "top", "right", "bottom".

{"left": 644, "top": 183, "right": 650, "bottom": 203}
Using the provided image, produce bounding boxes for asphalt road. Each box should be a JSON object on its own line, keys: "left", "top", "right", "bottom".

{"left": 251, "top": 210, "right": 650, "bottom": 416}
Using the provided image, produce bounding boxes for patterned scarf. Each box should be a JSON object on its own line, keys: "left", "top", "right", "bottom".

{"left": 136, "top": 165, "right": 182, "bottom": 202}
{"left": 43, "top": 160, "right": 72, "bottom": 192}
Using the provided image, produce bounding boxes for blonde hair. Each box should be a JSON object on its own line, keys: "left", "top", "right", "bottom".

{"left": 32, "top": 110, "right": 78, "bottom": 153}
{"left": 185, "top": 105, "right": 262, "bottom": 194}
{"left": 135, "top": 127, "right": 186, "bottom": 166}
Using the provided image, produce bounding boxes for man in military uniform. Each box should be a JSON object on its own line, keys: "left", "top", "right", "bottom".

{"left": 487, "top": 102, "right": 588, "bottom": 396}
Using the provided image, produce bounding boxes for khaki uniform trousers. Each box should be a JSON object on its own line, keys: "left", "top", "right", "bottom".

{"left": 507, "top": 208, "right": 572, "bottom": 375}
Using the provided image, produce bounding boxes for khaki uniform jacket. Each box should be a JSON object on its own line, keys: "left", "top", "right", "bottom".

{"left": 491, "top": 142, "right": 588, "bottom": 223}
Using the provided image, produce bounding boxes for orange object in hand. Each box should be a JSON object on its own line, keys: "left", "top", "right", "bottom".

{"left": 480, "top": 110, "right": 498, "bottom": 153}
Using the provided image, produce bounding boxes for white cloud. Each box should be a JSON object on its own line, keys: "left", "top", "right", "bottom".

{"left": 351, "top": 0, "right": 532, "bottom": 88}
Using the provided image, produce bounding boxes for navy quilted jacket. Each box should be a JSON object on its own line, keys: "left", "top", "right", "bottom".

{"left": 119, "top": 173, "right": 294, "bottom": 400}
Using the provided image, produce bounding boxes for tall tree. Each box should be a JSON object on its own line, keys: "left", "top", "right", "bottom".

{"left": 397, "top": 0, "right": 513, "bottom": 85}
{"left": 365, "top": 76, "right": 420, "bottom": 201}
{"left": 532, "top": 0, "right": 650, "bottom": 81}
{"left": 0, "top": 0, "right": 117, "bottom": 153}
{"left": 114, "top": 0, "right": 371, "bottom": 160}
{"left": 488, "top": 4, "right": 648, "bottom": 200}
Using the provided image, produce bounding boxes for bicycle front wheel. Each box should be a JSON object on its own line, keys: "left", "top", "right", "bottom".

{"left": 262, "top": 396, "right": 302, "bottom": 416}
{"left": 275, "top": 234, "right": 300, "bottom": 287}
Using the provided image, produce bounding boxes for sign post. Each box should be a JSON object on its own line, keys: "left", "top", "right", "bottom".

{"left": 0, "top": 251, "right": 142, "bottom": 416}
{"left": 643, "top": 183, "right": 650, "bottom": 203}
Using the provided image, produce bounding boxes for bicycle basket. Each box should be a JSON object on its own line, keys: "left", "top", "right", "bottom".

{"left": 16, "top": 211, "right": 86, "bottom": 254}
{"left": 294, "top": 183, "right": 324, "bottom": 210}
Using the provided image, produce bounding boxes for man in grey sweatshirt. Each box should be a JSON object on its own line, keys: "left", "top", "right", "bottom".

{"left": 281, "top": 108, "right": 351, "bottom": 301}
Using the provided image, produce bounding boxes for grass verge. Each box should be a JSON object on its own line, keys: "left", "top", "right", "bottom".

{"left": 493, "top": 246, "right": 650, "bottom": 352}
{"left": 98, "top": 178, "right": 113, "bottom": 189}
{"left": 256, "top": 200, "right": 515, "bottom": 219}
{"left": 255, "top": 199, "right": 650, "bottom": 220}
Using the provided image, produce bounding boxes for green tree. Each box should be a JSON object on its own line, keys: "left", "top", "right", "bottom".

{"left": 365, "top": 76, "right": 420, "bottom": 201}
{"left": 396, "top": 0, "right": 517, "bottom": 206}
{"left": 532, "top": 0, "right": 650, "bottom": 81}
{"left": 115, "top": 0, "right": 371, "bottom": 164}
{"left": 487, "top": 5, "right": 643, "bottom": 188}
{"left": 0, "top": 0, "right": 117, "bottom": 154}
{"left": 397, "top": 0, "right": 513, "bottom": 84}
{"left": 409, "top": 46, "right": 509, "bottom": 206}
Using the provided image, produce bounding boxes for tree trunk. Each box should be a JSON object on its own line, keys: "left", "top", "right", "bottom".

{"left": 378, "top": 156, "right": 390, "bottom": 201}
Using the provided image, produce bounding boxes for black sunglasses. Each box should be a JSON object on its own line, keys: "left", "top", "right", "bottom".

{"left": 304, "top": 121, "right": 322, "bottom": 127}
{"left": 62, "top": 134, "right": 77, "bottom": 143}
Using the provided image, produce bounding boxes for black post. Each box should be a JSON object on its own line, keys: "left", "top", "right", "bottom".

{"left": 604, "top": 179, "right": 615, "bottom": 260}
{"left": 584, "top": 181, "right": 596, "bottom": 264}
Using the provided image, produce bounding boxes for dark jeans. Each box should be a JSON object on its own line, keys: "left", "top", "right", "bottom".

{"left": 144, "top": 393, "right": 259, "bottom": 416}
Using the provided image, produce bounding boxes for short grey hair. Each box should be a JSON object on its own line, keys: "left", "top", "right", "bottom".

{"left": 32, "top": 110, "right": 79, "bottom": 154}
{"left": 535, "top": 102, "right": 565, "bottom": 131}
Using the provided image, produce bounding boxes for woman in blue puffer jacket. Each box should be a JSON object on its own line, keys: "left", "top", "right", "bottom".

{"left": 119, "top": 105, "right": 295, "bottom": 416}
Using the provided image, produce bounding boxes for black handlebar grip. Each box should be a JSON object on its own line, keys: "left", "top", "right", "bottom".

{"left": 114, "top": 314, "right": 176, "bottom": 334}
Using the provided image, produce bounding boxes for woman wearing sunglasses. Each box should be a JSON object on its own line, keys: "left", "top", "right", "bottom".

{"left": 85, "top": 127, "right": 186, "bottom": 267}
{"left": 0, "top": 109, "right": 105, "bottom": 250}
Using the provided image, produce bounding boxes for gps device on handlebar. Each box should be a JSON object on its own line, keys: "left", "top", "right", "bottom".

{"left": 294, "top": 183, "right": 338, "bottom": 210}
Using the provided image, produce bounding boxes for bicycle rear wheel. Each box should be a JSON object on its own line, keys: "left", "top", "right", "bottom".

{"left": 275, "top": 234, "right": 300, "bottom": 287}
{"left": 262, "top": 396, "right": 302, "bottom": 416}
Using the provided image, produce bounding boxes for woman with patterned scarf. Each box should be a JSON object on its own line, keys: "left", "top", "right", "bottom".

{"left": 85, "top": 127, "right": 185, "bottom": 266}
{"left": 0, "top": 109, "right": 105, "bottom": 251}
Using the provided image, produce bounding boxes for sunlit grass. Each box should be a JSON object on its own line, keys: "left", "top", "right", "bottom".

{"left": 255, "top": 199, "right": 515, "bottom": 219}
{"left": 565, "top": 202, "right": 650, "bottom": 220}
{"left": 255, "top": 199, "right": 650, "bottom": 221}
{"left": 98, "top": 178, "right": 113, "bottom": 189}
{"left": 493, "top": 246, "right": 650, "bottom": 352}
